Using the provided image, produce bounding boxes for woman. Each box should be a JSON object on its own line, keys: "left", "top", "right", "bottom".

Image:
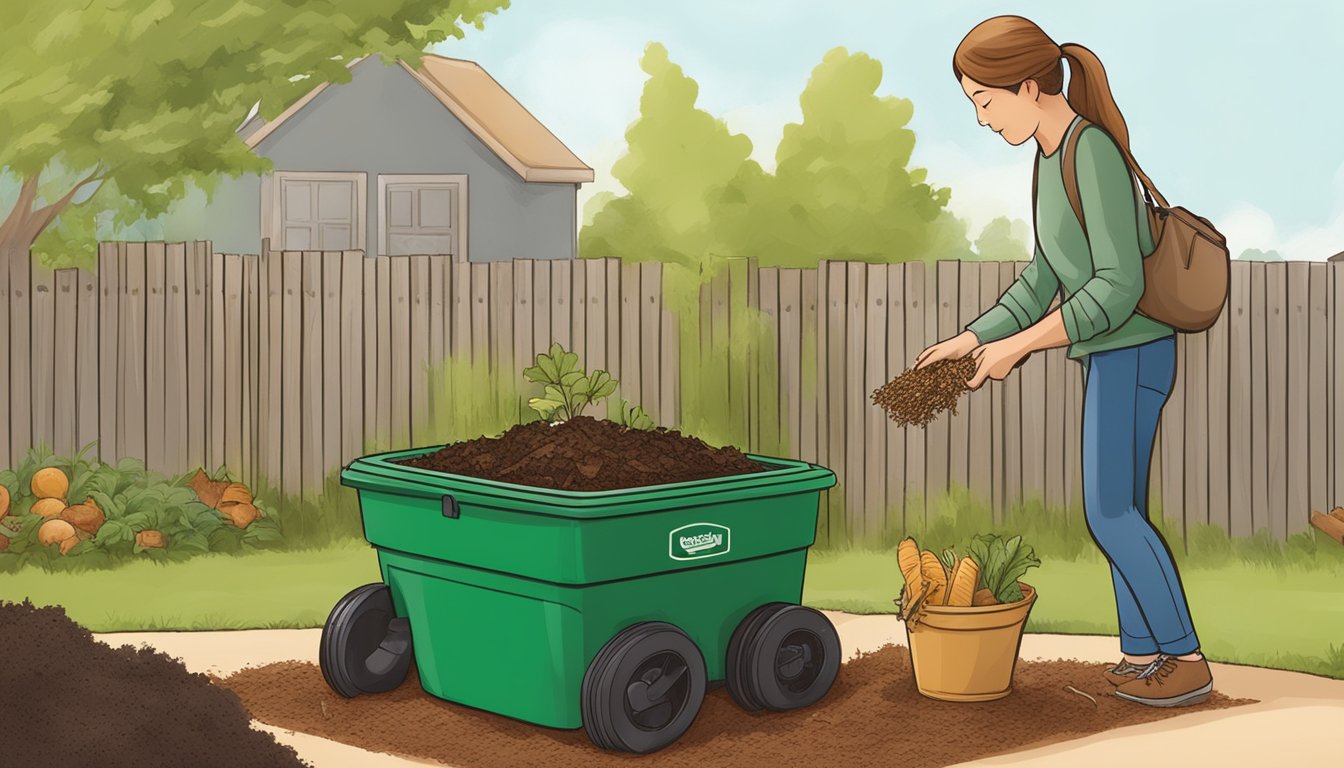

{"left": 915, "top": 15, "right": 1211, "bottom": 707}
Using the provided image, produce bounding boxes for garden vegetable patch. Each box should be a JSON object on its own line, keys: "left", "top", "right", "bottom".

{"left": 223, "top": 647, "right": 1254, "bottom": 768}
{"left": 0, "top": 600, "right": 308, "bottom": 768}
{"left": 0, "top": 447, "right": 281, "bottom": 570}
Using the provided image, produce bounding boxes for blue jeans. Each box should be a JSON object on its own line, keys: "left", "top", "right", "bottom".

{"left": 1081, "top": 336, "right": 1200, "bottom": 656}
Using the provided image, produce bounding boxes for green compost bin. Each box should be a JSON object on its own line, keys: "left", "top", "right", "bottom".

{"left": 332, "top": 446, "right": 838, "bottom": 753}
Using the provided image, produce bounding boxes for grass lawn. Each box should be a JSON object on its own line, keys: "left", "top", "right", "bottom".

{"left": 4, "top": 541, "right": 1342, "bottom": 679}
{"left": 0, "top": 540, "right": 382, "bottom": 632}
{"left": 804, "top": 549, "right": 1344, "bottom": 679}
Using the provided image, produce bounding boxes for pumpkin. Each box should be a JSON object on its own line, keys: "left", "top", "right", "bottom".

{"left": 220, "top": 483, "right": 253, "bottom": 507}
{"left": 0, "top": 484, "right": 10, "bottom": 520}
{"left": 38, "top": 519, "right": 77, "bottom": 547}
{"left": 32, "top": 498, "right": 66, "bottom": 518}
{"left": 60, "top": 498, "right": 106, "bottom": 536}
{"left": 31, "top": 468, "right": 70, "bottom": 500}
{"left": 221, "top": 502, "right": 260, "bottom": 528}
{"left": 136, "top": 530, "right": 167, "bottom": 549}
{"left": 187, "top": 469, "right": 229, "bottom": 509}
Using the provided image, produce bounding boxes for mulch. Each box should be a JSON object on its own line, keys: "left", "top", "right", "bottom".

{"left": 220, "top": 644, "right": 1255, "bottom": 768}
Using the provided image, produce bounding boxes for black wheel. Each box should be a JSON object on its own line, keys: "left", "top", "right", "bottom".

{"left": 319, "top": 583, "right": 414, "bottom": 698}
{"left": 581, "top": 622, "right": 706, "bottom": 754}
{"left": 725, "top": 603, "right": 784, "bottom": 711}
{"left": 727, "top": 604, "right": 840, "bottom": 712}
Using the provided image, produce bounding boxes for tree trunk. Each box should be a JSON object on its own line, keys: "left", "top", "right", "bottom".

{"left": 0, "top": 167, "right": 104, "bottom": 271}
{"left": 0, "top": 241, "right": 31, "bottom": 275}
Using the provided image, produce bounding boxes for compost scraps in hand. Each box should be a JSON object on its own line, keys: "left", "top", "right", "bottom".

{"left": 871, "top": 356, "right": 978, "bottom": 428}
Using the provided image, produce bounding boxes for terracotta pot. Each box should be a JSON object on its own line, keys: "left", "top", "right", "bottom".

{"left": 905, "top": 582, "right": 1036, "bottom": 702}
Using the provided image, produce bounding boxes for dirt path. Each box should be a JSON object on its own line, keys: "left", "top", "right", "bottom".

{"left": 96, "top": 613, "right": 1342, "bottom": 767}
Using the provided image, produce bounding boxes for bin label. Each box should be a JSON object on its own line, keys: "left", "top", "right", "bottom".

{"left": 669, "top": 523, "right": 731, "bottom": 561}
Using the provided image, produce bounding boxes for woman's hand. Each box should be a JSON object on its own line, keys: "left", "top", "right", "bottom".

{"left": 967, "top": 337, "right": 1030, "bottom": 390}
{"left": 914, "top": 330, "right": 980, "bottom": 370}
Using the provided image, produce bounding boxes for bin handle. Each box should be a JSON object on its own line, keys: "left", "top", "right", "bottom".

{"left": 442, "top": 494, "right": 460, "bottom": 519}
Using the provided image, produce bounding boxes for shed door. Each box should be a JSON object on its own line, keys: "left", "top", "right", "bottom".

{"left": 280, "top": 178, "right": 356, "bottom": 250}
{"left": 384, "top": 182, "right": 457, "bottom": 256}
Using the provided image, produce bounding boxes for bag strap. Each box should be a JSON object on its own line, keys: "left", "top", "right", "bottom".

{"left": 1060, "top": 117, "right": 1170, "bottom": 240}
{"left": 1031, "top": 116, "right": 1161, "bottom": 301}
{"left": 1031, "top": 148, "right": 1040, "bottom": 252}
{"left": 1033, "top": 116, "right": 1093, "bottom": 254}
{"left": 1061, "top": 118, "right": 1091, "bottom": 239}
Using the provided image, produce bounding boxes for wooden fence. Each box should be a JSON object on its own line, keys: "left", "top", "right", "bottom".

{"left": 3, "top": 242, "right": 1341, "bottom": 543}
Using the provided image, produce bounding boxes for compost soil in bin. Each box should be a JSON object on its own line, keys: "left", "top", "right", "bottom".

{"left": 0, "top": 600, "right": 309, "bottom": 768}
{"left": 222, "top": 646, "right": 1254, "bottom": 768}
{"left": 398, "top": 416, "right": 771, "bottom": 491}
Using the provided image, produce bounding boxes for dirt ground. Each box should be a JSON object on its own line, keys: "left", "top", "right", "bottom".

{"left": 0, "top": 600, "right": 308, "bottom": 768}
{"left": 220, "top": 645, "right": 1253, "bottom": 768}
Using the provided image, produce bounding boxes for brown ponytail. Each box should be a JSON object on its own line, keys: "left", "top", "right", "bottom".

{"left": 954, "top": 16, "right": 1166, "bottom": 207}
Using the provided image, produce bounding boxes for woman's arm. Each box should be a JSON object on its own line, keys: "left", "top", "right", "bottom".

{"left": 1013, "top": 306, "right": 1070, "bottom": 353}
{"left": 1055, "top": 127, "right": 1146, "bottom": 343}
{"left": 965, "top": 244, "right": 1061, "bottom": 344}
{"left": 966, "top": 307, "right": 1069, "bottom": 389}
{"left": 967, "top": 127, "right": 1142, "bottom": 389}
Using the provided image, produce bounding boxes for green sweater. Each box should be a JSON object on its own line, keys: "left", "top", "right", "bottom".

{"left": 967, "top": 116, "right": 1173, "bottom": 360}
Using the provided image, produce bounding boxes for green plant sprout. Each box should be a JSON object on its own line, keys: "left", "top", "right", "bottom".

{"left": 611, "top": 399, "right": 656, "bottom": 431}
{"left": 523, "top": 343, "right": 619, "bottom": 423}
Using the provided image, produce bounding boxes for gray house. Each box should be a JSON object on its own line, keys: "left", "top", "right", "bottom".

{"left": 203, "top": 54, "right": 593, "bottom": 261}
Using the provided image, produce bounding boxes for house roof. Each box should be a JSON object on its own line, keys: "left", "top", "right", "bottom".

{"left": 243, "top": 55, "right": 593, "bottom": 184}
{"left": 1329, "top": 250, "right": 1344, "bottom": 262}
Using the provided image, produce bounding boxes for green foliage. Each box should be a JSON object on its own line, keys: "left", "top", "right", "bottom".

{"left": 523, "top": 343, "right": 618, "bottom": 423}
{"left": 972, "top": 216, "right": 1031, "bottom": 261}
{"left": 581, "top": 44, "right": 972, "bottom": 270}
{"left": 719, "top": 48, "right": 970, "bottom": 266}
{"left": 243, "top": 473, "right": 363, "bottom": 550}
{"left": 0, "top": 0, "right": 510, "bottom": 265}
{"left": 1236, "top": 248, "right": 1284, "bottom": 261}
{"left": 610, "top": 399, "right": 656, "bottom": 431}
{"left": 964, "top": 534, "right": 1041, "bottom": 603}
{"left": 806, "top": 478, "right": 1344, "bottom": 575}
{"left": 580, "top": 42, "right": 753, "bottom": 273}
{"left": 0, "top": 445, "right": 285, "bottom": 571}
{"left": 421, "top": 353, "right": 528, "bottom": 447}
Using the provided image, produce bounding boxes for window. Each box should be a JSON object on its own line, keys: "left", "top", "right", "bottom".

{"left": 262, "top": 171, "right": 367, "bottom": 251}
{"left": 377, "top": 174, "right": 468, "bottom": 259}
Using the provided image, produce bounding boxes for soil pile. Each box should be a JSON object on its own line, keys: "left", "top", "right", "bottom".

{"left": 222, "top": 645, "right": 1254, "bottom": 768}
{"left": 872, "top": 356, "right": 978, "bottom": 427}
{"left": 399, "top": 416, "right": 771, "bottom": 491}
{"left": 0, "top": 600, "right": 308, "bottom": 768}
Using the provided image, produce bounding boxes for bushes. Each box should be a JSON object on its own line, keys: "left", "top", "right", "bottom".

{"left": 0, "top": 446, "right": 283, "bottom": 572}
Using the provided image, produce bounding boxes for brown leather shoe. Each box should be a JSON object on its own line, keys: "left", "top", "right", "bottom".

{"left": 1115, "top": 655, "right": 1214, "bottom": 707}
{"left": 1102, "top": 658, "right": 1149, "bottom": 686}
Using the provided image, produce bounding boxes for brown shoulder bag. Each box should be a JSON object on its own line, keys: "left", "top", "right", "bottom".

{"left": 1035, "top": 118, "right": 1230, "bottom": 333}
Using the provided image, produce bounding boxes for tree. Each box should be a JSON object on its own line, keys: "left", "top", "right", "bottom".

{"left": 715, "top": 47, "right": 969, "bottom": 266}
{"left": 0, "top": 0, "right": 509, "bottom": 270}
{"left": 1236, "top": 248, "right": 1284, "bottom": 261}
{"left": 584, "top": 45, "right": 972, "bottom": 269}
{"left": 580, "top": 43, "right": 756, "bottom": 274}
{"left": 971, "top": 217, "right": 1030, "bottom": 261}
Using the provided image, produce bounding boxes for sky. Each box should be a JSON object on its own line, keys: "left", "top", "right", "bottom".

{"left": 432, "top": 0, "right": 1344, "bottom": 260}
